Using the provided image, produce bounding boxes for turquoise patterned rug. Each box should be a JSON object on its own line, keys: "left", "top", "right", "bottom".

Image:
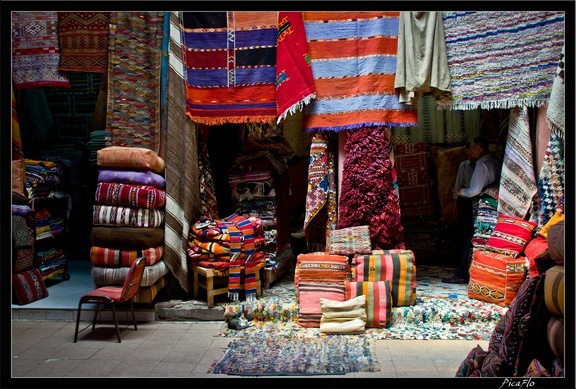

{"left": 218, "top": 265, "right": 506, "bottom": 341}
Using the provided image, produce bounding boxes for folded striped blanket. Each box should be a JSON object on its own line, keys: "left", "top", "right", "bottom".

{"left": 90, "top": 226, "right": 164, "bottom": 249}
{"left": 98, "top": 168, "right": 166, "bottom": 189}
{"left": 92, "top": 260, "right": 169, "bottom": 287}
{"left": 93, "top": 204, "right": 165, "bottom": 227}
{"left": 94, "top": 182, "right": 166, "bottom": 209}
{"left": 90, "top": 245, "right": 164, "bottom": 267}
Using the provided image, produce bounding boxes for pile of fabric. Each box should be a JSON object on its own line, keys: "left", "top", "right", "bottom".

{"left": 24, "top": 159, "right": 69, "bottom": 282}
{"left": 187, "top": 213, "right": 267, "bottom": 301}
{"left": 90, "top": 146, "right": 169, "bottom": 303}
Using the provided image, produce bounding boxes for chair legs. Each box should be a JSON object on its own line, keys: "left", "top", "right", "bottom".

{"left": 73, "top": 300, "right": 83, "bottom": 343}
{"left": 74, "top": 299, "right": 136, "bottom": 343}
{"left": 129, "top": 300, "right": 138, "bottom": 332}
{"left": 110, "top": 303, "right": 121, "bottom": 343}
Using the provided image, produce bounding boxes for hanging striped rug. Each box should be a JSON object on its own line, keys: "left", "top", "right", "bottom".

{"left": 302, "top": 12, "right": 418, "bottom": 132}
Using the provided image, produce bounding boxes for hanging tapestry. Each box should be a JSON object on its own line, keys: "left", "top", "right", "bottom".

{"left": 105, "top": 12, "right": 164, "bottom": 153}
{"left": 163, "top": 9, "right": 200, "bottom": 295}
{"left": 337, "top": 125, "right": 405, "bottom": 250}
{"left": 12, "top": 12, "right": 71, "bottom": 90}
{"left": 546, "top": 45, "right": 565, "bottom": 134}
{"left": 275, "top": 12, "right": 316, "bottom": 122}
{"left": 181, "top": 12, "right": 278, "bottom": 125}
{"left": 438, "top": 11, "right": 565, "bottom": 110}
{"left": 198, "top": 135, "right": 219, "bottom": 218}
{"left": 497, "top": 107, "right": 538, "bottom": 219}
{"left": 394, "top": 11, "right": 452, "bottom": 106}
{"left": 163, "top": 12, "right": 201, "bottom": 295}
{"left": 159, "top": 12, "right": 170, "bottom": 158}
{"left": 57, "top": 12, "right": 110, "bottom": 73}
{"left": 302, "top": 12, "right": 418, "bottom": 132}
{"left": 303, "top": 132, "right": 338, "bottom": 252}
{"left": 392, "top": 142, "right": 434, "bottom": 216}
{"left": 536, "top": 131, "right": 564, "bottom": 230}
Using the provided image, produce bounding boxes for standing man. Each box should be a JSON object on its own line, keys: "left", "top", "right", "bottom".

{"left": 442, "top": 135, "right": 501, "bottom": 284}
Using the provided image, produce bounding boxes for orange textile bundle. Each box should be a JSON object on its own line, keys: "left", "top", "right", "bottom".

{"left": 468, "top": 250, "right": 527, "bottom": 307}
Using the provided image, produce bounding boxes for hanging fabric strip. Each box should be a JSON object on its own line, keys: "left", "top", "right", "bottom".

{"left": 497, "top": 107, "right": 538, "bottom": 219}
{"left": 275, "top": 12, "right": 316, "bottom": 122}
{"left": 244, "top": 261, "right": 257, "bottom": 301}
{"left": 227, "top": 258, "right": 243, "bottom": 301}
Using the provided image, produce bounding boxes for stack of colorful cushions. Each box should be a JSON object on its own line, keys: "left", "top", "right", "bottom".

{"left": 294, "top": 252, "right": 350, "bottom": 328}
{"left": 12, "top": 202, "right": 49, "bottom": 305}
{"left": 90, "top": 146, "right": 168, "bottom": 303}
{"left": 319, "top": 294, "right": 367, "bottom": 334}
{"left": 468, "top": 214, "right": 537, "bottom": 307}
{"left": 350, "top": 249, "right": 416, "bottom": 328}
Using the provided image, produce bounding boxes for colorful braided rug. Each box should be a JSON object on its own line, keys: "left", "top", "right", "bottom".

{"left": 180, "top": 12, "right": 278, "bottom": 125}
{"left": 302, "top": 12, "right": 418, "bottom": 132}
{"left": 438, "top": 11, "right": 565, "bottom": 110}
{"left": 219, "top": 265, "right": 506, "bottom": 341}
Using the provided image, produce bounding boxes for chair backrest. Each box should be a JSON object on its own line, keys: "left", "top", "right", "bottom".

{"left": 120, "top": 257, "right": 147, "bottom": 302}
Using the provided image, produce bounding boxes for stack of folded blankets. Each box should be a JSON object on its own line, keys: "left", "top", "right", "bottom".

{"left": 90, "top": 146, "right": 168, "bottom": 303}
{"left": 12, "top": 201, "right": 49, "bottom": 305}
{"left": 295, "top": 224, "right": 417, "bottom": 332}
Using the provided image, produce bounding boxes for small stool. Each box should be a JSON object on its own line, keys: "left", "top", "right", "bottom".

{"left": 192, "top": 265, "right": 262, "bottom": 308}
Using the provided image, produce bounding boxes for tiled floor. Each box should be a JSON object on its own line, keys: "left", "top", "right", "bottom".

{"left": 10, "top": 260, "right": 489, "bottom": 381}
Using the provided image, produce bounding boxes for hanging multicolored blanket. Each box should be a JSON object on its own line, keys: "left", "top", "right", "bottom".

{"left": 438, "top": 11, "right": 565, "bottom": 110}
{"left": 105, "top": 12, "right": 164, "bottom": 153}
{"left": 180, "top": 12, "right": 278, "bottom": 125}
{"left": 57, "top": 12, "right": 111, "bottom": 73}
{"left": 303, "top": 132, "right": 338, "bottom": 251}
{"left": 12, "top": 12, "right": 71, "bottom": 90}
{"left": 302, "top": 12, "right": 418, "bottom": 132}
{"left": 497, "top": 107, "right": 538, "bottom": 219}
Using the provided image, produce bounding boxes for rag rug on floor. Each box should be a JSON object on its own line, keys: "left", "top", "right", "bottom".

{"left": 180, "top": 12, "right": 278, "bottom": 125}
{"left": 438, "top": 11, "right": 565, "bottom": 110}
{"left": 218, "top": 265, "right": 506, "bottom": 341}
{"left": 209, "top": 335, "right": 379, "bottom": 376}
{"left": 302, "top": 11, "right": 418, "bottom": 132}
